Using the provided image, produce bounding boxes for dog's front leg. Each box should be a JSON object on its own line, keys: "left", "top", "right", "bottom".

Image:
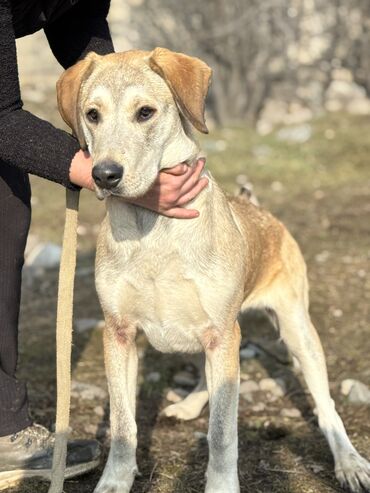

{"left": 94, "top": 319, "right": 138, "bottom": 493}
{"left": 204, "top": 322, "right": 241, "bottom": 493}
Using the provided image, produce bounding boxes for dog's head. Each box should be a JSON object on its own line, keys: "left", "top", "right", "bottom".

{"left": 57, "top": 48, "right": 212, "bottom": 199}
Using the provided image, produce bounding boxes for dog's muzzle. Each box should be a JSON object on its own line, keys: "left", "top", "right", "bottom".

{"left": 92, "top": 162, "right": 123, "bottom": 190}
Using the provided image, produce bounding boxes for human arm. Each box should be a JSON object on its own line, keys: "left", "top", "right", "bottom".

{"left": 0, "top": 0, "right": 113, "bottom": 190}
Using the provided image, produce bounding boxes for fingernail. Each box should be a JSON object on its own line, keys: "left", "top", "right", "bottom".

{"left": 199, "top": 157, "right": 206, "bottom": 165}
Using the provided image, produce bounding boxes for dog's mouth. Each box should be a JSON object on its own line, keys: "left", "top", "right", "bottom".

{"left": 95, "top": 186, "right": 112, "bottom": 200}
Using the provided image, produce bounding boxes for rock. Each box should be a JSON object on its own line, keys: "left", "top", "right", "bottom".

{"left": 281, "top": 407, "right": 302, "bottom": 418}
{"left": 25, "top": 242, "right": 62, "bottom": 269}
{"left": 75, "top": 318, "right": 103, "bottom": 333}
{"left": 251, "top": 402, "right": 266, "bottom": 412}
{"left": 347, "top": 99, "right": 370, "bottom": 115}
{"left": 76, "top": 266, "right": 95, "bottom": 277}
{"left": 194, "top": 431, "right": 207, "bottom": 440}
{"left": 259, "top": 378, "right": 287, "bottom": 397}
{"left": 25, "top": 234, "right": 40, "bottom": 259}
{"left": 341, "top": 379, "right": 370, "bottom": 404}
{"left": 240, "top": 345, "right": 258, "bottom": 360}
{"left": 173, "top": 371, "right": 197, "bottom": 387}
{"left": 326, "top": 80, "right": 366, "bottom": 102}
{"left": 315, "top": 250, "right": 330, "bottom": 263}
{"left": 94, "top": 405, "right": 105, "bottom": 417}
{"left": 251, "top": 145, "right": 272, "bottom": 159}
{"left": 271, "top": 181, "right": 284, "bottom": 192}
{"left": 241, "top": 392, "right": 254, "bottom": 403}
{"left": 84, "top": 423, "right": 99, "bottom": 436}
{"left": 146, "top": 371, "right": 161, "bottom": 383}
{"left": 71, "top": 380, "right": 107, "bottom": 400}
{"left": 239, "top": 380, "right": 259, "bottom": 394}
{"left": 276, "top": 124, "right": 312, "bottom": 143}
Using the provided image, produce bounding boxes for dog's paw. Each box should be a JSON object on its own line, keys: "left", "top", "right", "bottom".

{"left": 205, "top": 470, "right": 240, "bottom": 493}
{"left": 93, "top": 480, "right": 131, "bottom": 493}
{"left": 335, "top": 452, "right": 370, "bottom": 492}
{"left": 161, "top": 401, "right": 202, "bottom": 421}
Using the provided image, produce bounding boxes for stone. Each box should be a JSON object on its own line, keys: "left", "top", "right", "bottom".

{"left": 346, "top": 99, "right": 370, "bottom": 115}
{"left": 146, "top": 371, "right": 161, "bottom": 383}
{"left": 194, "top": 431, "right": 207, "bottom": 440}
{"left": 25, "top": 242, "right": 61, "bottom": 269}
{"left": 251, "top": 402, "right": 266, "bottom": 412}
{"left": 71, "top": 380, "right": 107, "bottom": 400}
{"left": 75, "top": 318, "right": 103, "bottom": 333}
{"left": 281, "top": 407, "right": 302, "bottom": 418}
{"left": 173, "top": 371, "right": 197, "bottom": 387}
{"left": 239, "top": 380, "right": 259, "bottom": 394}
{"left": 240, "top": 345, "right": 258, "bottom": 360}
{"left": 341, "top": 379, "right": 370, "bottom": 404}
{"left": 94, "top": 405, "right": 105, "bottom": 417}
{"left": 259, "top": 378, "right": 286, "bottom": 397}
{"left": 276, "top": 124, "right": 312, "bottom": 143}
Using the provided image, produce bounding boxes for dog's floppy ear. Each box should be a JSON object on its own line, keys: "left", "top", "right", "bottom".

{"left": 149, "top": 47, "right": 212, "bottom": 134}
{"left": 56, "top": 52, "right": 100, "bottom": 149}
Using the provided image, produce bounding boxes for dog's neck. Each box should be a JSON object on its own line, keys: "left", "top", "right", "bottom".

{"left": 159, "top": 115, "right": 203, "bottom": 170}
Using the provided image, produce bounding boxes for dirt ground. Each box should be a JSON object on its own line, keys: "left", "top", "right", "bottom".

{"left": 7, "top": 111, "right": 370, "bottom": 492}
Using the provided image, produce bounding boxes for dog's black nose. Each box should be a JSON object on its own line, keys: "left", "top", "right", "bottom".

{"left": 92, "top": 162, "right": 123, "bottom": 189}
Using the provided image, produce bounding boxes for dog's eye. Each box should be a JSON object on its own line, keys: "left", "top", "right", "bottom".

{"left": 86, "top": 108, "right": 99, "bottom": 123}
{"left": 137, "top": 106, "right": 156, "bottom": 122}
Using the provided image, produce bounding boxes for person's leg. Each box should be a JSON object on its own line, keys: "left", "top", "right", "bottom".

{"left": 0, "top": 161, "right": 32, "bottom": 437}
{"left": 0, "top": 164, "right": 101, "bottom": 490}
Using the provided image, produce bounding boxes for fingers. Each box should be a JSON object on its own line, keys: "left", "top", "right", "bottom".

{"left": 165, "top": 207, "right": 200, "bottom": 219}
{"left": 178, "top": 159, "right": 206, "bottom": 194}
{"left": 177, "top": 177, "right": 209, "bottom": 206}
{"left": 161, "top": 163, "right": 188, "bottom": 176}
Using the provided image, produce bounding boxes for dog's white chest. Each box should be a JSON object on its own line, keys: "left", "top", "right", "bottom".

{"left": 97, "top": 239, "right": 215, "bottom": 353}
{"left": 96, "top": 199, "right": 243, "bottom": 354}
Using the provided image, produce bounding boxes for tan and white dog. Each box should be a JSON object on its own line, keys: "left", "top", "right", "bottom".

{"left": 57, "top": 49, "right": 370, "bottom": 493}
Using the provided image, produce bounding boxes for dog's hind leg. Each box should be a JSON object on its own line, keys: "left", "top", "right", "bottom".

{"left": 94, "top": 319, "right": 138, "bottom": 493}
{"left": 162, "top": 354, "right": 208, "bottom": 420}
{"left": 270, "top": 287, "right": 370, "bottom": 493}
{"left": 204, "top": 322, "right": 241, "bottom": 493}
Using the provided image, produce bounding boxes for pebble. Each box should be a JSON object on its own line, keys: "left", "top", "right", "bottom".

{"left": 251, "top": 402, "right": 266, "bottom": 412}
{"left": 241, "top": 392, "right": 254, "bottom": 403}
{"left": 194, "top": 431, "right": 207, "bottom": 440}
{"left": 276, "top": 124, "right": 312, "bottom": 143}
{"left": 94, "top": 405, "right": 105, "bottom": 417}
{"left": 281, "top": 407, "right": 302, "bottom": 418}
{"left": 71, "top": 380, "right": 107, "bottom": 400}
{"left": 240, "top": 345, "right": 258, "bottom": 360}
{"left": 259, "top": 377, "right": 287, "bottom": 397}
{"left": 173, "top": 371, "right": 197, "bottom": 387}
{"left": 84, "top": 424, "right": 98, "bottom": 436}
{"left": 239, "top": 380, "right": 259, "bottom": 394}
{"left": 146, "top": 371, "right": 161, "bottom": 383}
{"left": 25, "top": 242, "right": 62, "bottom": 269}
{"left": 75, "top": 318, "right": 103, "bottom": 333}
{"left": 341, "top": 379, "right": 370, "bottom": 404}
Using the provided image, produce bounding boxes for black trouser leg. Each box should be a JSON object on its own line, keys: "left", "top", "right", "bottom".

{"left": 0, "top": 161, "right": 32, "bottom": 436}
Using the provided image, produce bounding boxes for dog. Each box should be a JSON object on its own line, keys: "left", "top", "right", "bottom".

{"left": 57, "top": 48, "right": 370, "bottom": 493}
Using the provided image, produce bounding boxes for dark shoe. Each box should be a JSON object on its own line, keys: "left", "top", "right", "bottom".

{"left": 0, "top": 423, "right": 100, "bottom": 490}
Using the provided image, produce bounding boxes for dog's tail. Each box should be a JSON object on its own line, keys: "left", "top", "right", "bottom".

{"left": 238, "top": 181, "right": 260, "bottom": 206}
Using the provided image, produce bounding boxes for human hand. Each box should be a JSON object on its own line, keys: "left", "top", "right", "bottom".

{"left": 69, "top": 150, "right": 94, "bottom": 190}
{"left": 131, "top": 158, "right": 208, "bottom": 219}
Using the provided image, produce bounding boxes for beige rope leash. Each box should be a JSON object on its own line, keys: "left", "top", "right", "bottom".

{"left": 48, "top": 188, "right": 80, "bottom": 493}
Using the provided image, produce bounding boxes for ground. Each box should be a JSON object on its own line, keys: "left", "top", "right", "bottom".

{"left": 8, "top": 111, "right": 370, "bottom": 492}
